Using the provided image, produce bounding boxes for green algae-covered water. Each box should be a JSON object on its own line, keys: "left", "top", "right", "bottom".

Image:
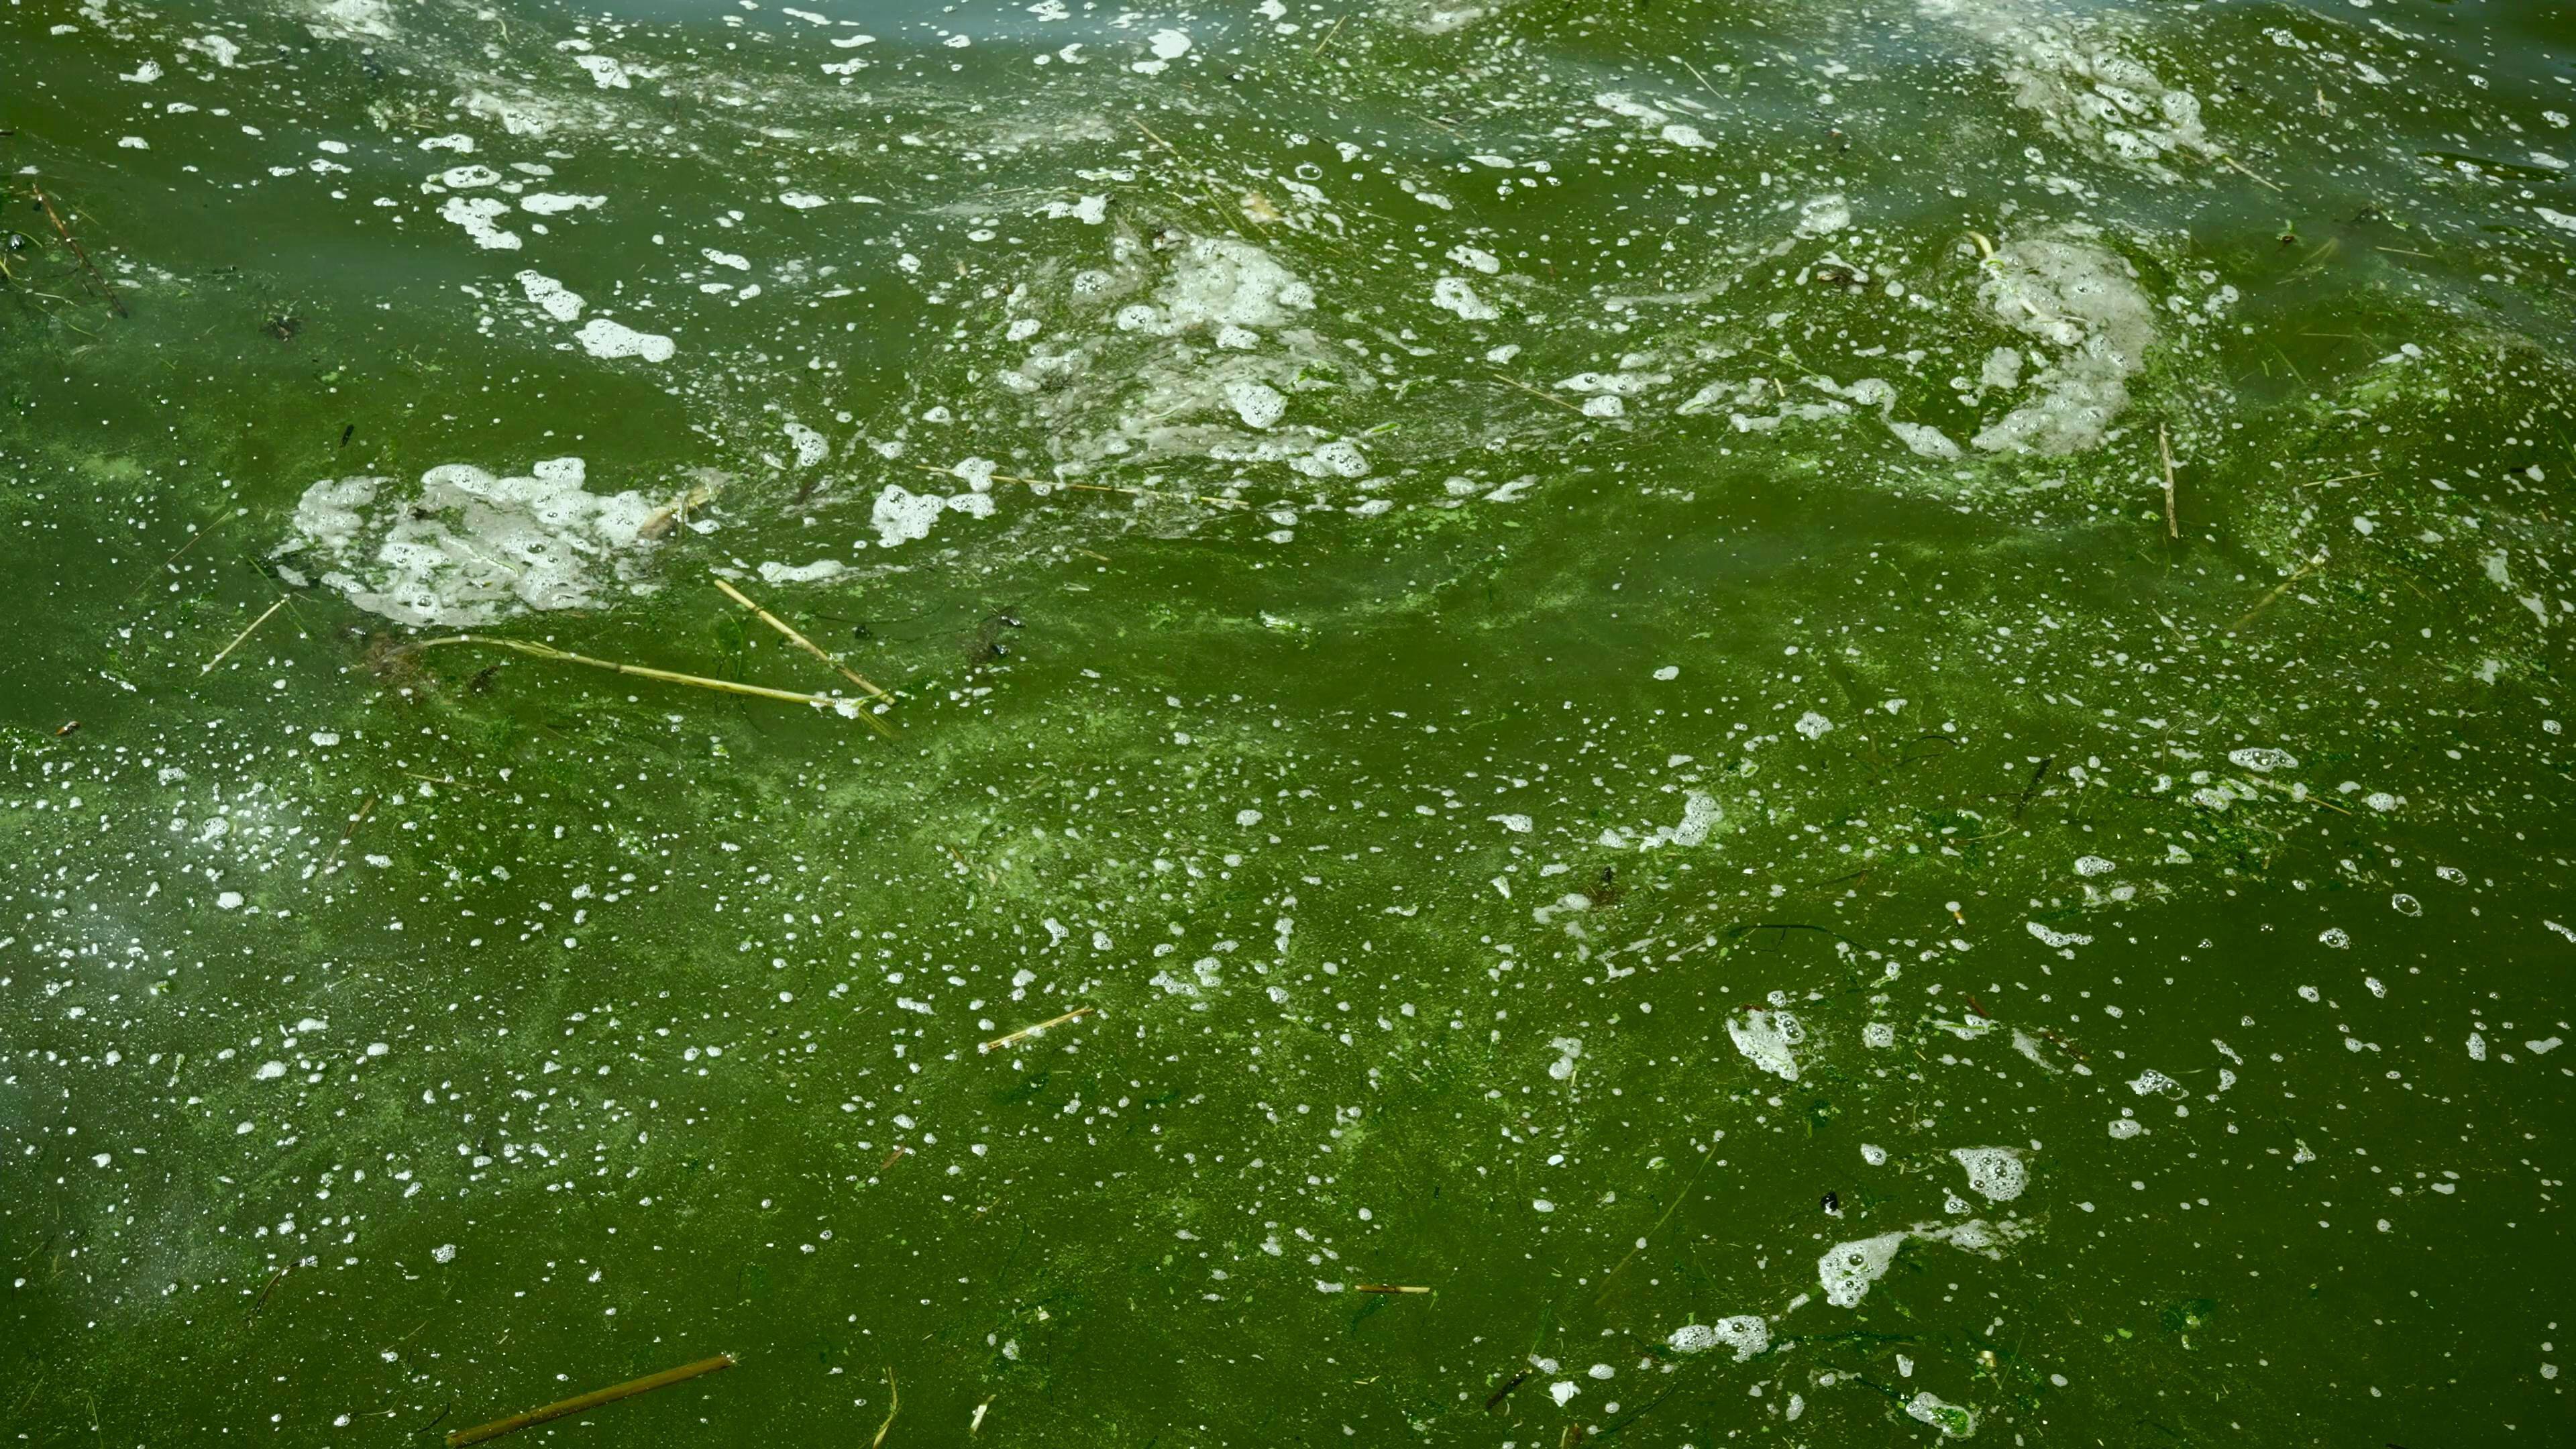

{"left": 5, "top": 0, "right": 2573, "bottom": 1442}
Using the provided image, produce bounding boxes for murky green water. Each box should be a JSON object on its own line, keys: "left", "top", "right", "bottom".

{"left": 5, "top": 0, "right": 2573, "bottom": 1442}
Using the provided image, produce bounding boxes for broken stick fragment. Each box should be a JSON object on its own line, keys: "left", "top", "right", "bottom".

{"left": 447, "top": 1354, "right": 734, "bottom": 1447}
{"left": 202, "top": 598, "right": 288, "bottom": 675}
{"left": 980, "top": 1005, "right": 1098, "bottom": 1053}
{"left": 407, "top": 635, "right": 856, "bottom": 714}
{"left": 710, "top": 573, "right": 896, "bottom": 738}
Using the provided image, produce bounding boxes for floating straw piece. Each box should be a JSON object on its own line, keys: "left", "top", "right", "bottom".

{"left": 447, "top": 1354, "right": 734, "bottom": 1448}
{"left": 202, "top": 598, "right": 287, "bottom": 675}
{"left": 871, "top": 1367, "right": 900, "bottom": 1449}
{"left": 2231, "top": 550, "right": 2330, "bottom": 631}
{"left": 1137, "top": 118, "right": 1257, "bottom": 229}
{"left": 980, "top": 1005, "right": 1097, "bottom": 1053}
{"left": 1353, "top": 1285, "right": 1431, "bottom": 1295}
{"left": 29, "top": 182, "right": 127, "bottom": 317}
{"left": 2216, "top": 154, "right": 2283, "bottom": 192}
{"left": 1487, "top": 371, "right": 1587, "bottom": 415}
{"left": 317, "top": 795, "right": 377, "bottom": 877}
{"left": 710, "top": 574, "right": 895, "bottom": 739}
{"left": 408, "top": 635, "right": 851, "bottom": 712}
{"left": 2157, "top": 423, "right": 2180, "bottom": 539}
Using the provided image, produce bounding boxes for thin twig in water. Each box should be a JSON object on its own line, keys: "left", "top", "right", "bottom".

{"left": 2014, "top": 755, "right": 2055, "bottom": 821}
{"left": 160, "top": 518, "right": 226, "bottom": 575}
{"left": 2158, "top": 423, "right": 2180, "bottom": 540}
{"left": 1311, "top": 12, "right": 1348, "bottom": 56}
{"left": 318, "top": 796, "right": 378, "bottom": 876}
{"left": 1485, "top": 1369, "right": 1530, "bottom": 1411}
{"left": 1353, "top": 1284, "right": 1431, "bottom": 1295}
{"left": 910, "top": 464, "right": 1251, "bottom": 510}
{"left": 2231, "top": 551, "right": 2329, "bottom": 631}
{"left": 201, "top": 598, "right": 287, "bottom": 675}
{"left": 1724, "top": 920, "right": 1857, "bottom": 946}
{"left": 28, "top": 183, "right": 127, "bottom": 317}
{"left": 1593, "top": 1140, "right": 1721, "bottom": 1304}
{"left": 445, "top": 1355, "right": 734, "bottom": 1448}
{"left": 2216, "top": 154, "right": 2283, "bottom": 191}
{"left": 1487, "top": 372, "right": 1586, "bottom": 415}
{"left": 2246, "top": 775, "right": 2353, "bottom": 816}
{"left": 981, "top": 1006, "right": 1097, "bottom": 1053}
{"left": 2031, "top": 1024, "right": 2089, "bottom": 1063}
{"left": 871, "top": 1368, "right": 899, "bottom": 1449}
{"left": 245, "top": 1260, "right": 297, "bottom": 1326}
{"left": 710, "top": 574, "right": 895, "bottom": 738}
{"left": 1674, "top": 56, "right": 1723, "bottom": 102}
{"left": 1136, "top": 119, "right": 1250, "bottom": 229}
{"left": 407, "top": 636, "right": 857, "bottom": 712}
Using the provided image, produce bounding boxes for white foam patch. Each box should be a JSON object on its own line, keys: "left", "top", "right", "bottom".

{"left": 272, "top": 458, "right": 680, "bottom": 626}
{"left": 1432, "top": 276, "right": 1499, "bottom": 320}
{"left": 988, "top": 232, "right": 1385, "bottom": 480}
{"left": 1595, "top": 91, "right": 1667, "bottom": 125}
{"left": 756, "top": 559, "right": 847, "bottom": 585}
{"left": 2229, "top": 747, "right": 2298, "bottom": 771}
{"left": 1155, "top": 237, "right": 1315, "bottom": 330}
{"left": 574, "top": 54, "right": 632, "bottom": 89}
{"left": 463, "top": 91, "right": 564, "bottom": 138}
{"left": 1727, "top": 1008, "right": 1804, "bottom": 1081}
{"left": 1904, "top": 1391, "right": 1978, "bottom": 1439}
{"left": 301, "top": 0, "right": 398, "bottom": 42}
{"left": 520, "top": 193, "right": 605, "bottom": 216}
{"left": 1295, "top": 440, "right": 1370, "bottom": 479}
{"left": 1794, "top": 194, "right": 1851, "bottom": 237}
{"left": 438, "top": 196, "right": 520, "bottom": 250}
{"left": 1928, "top": 0, "right": 2214, "bottom": 178}
{"left": 870, "top": 486, "right": 944, "bottom": 547}
{"left": 1969, "top": 231, "right": 2157, "bottom": 455}
{"left": 576, "top": 318, "right": 676, "bottom": 363}
{"left": 1547, "top": 1036, "right": 1582, "bottom": 1081}
{"left": 1821, "top": 1218, "right": 2033, "bottom": 1309}
{"left": 1447, "top": 244, "right": 1501, "bottom": 274}
{"left": 1888, "top": 419, "right": 1964, "bottom": 460}
{"left": 516, "top": 270, "right": 585, "bottom": 322}
{"left": 1041, "top": 194, "right": 1111, "bottom": 225}
{"left": 784, "top": 421, "right": 830, "bottom": 469}
{"left": 1650, "top": 790, "right": 1721, "bottom": 847}
{"left": 1819, "top": 1232, "right": 1906, "bottom": 1307}
{"left": 1667, "top": 1315, "right": 1768, "bottom": 1360}
{"left": 1227, "top": 379, "right": 1288, "bottom": 429}
{"left": 1950, "top": 1146, "right": 2028, "bottom": 1202}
